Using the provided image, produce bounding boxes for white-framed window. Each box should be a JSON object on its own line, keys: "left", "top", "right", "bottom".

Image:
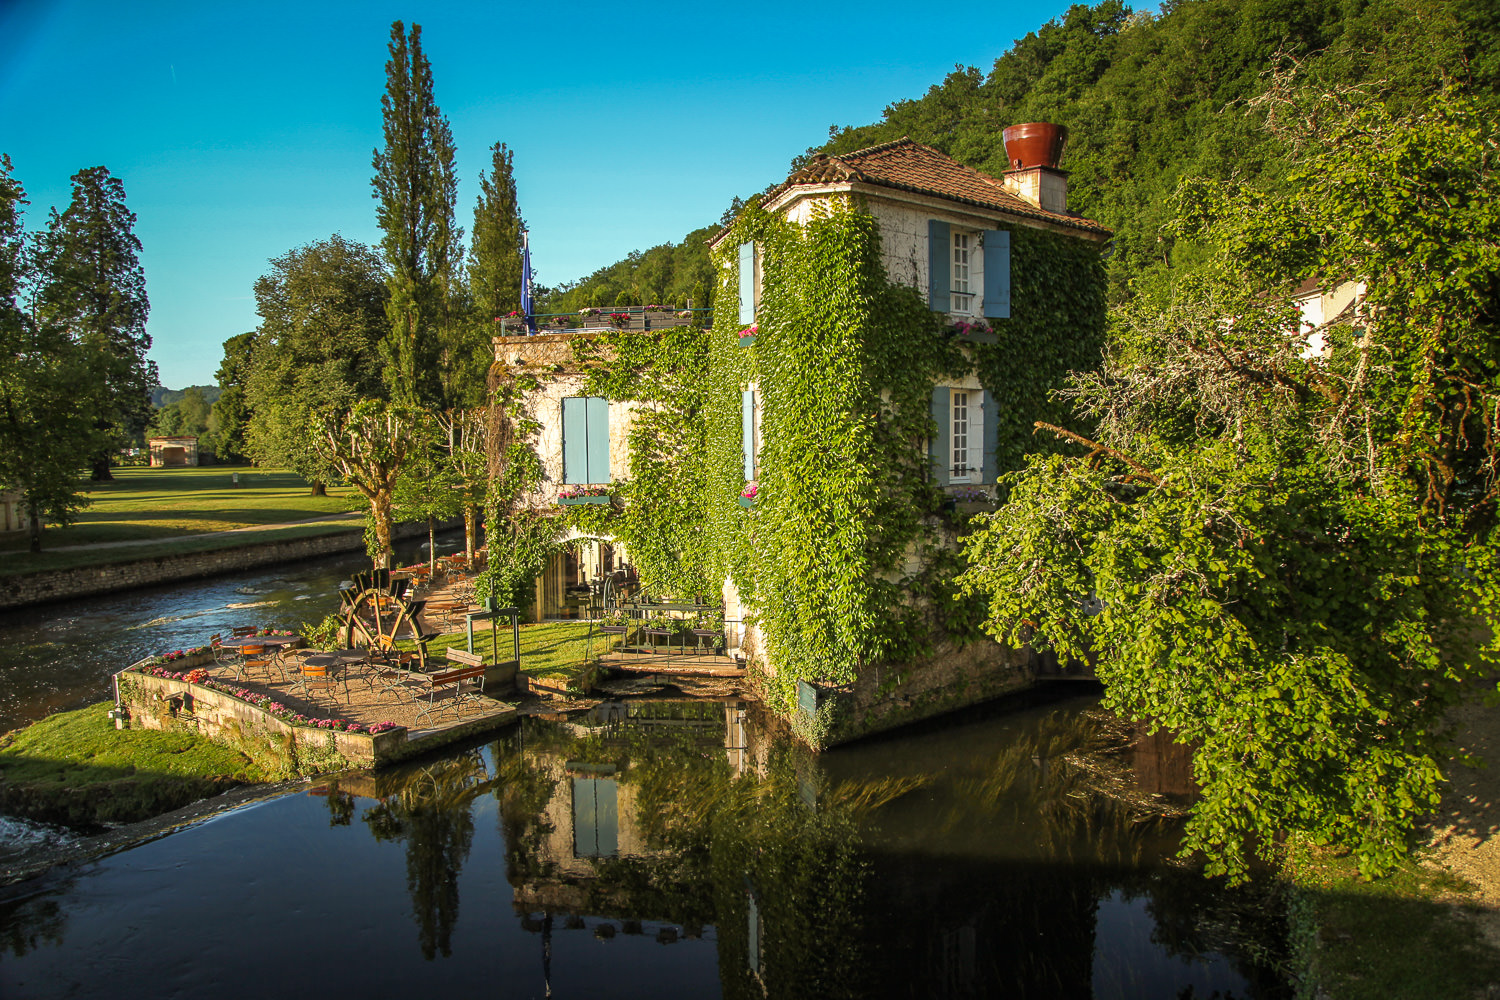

{"left": 952, "top": 231, "right": 974, "bottom": 315}
{"left": 951, "top": 390, "right": 972, "bottom": 482}
{"left": 947, "top": 389, "right": 984, "bottom": 482}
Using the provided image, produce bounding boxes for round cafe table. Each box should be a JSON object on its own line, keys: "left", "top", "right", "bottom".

{"left": 218, "top": 634, "right": 300, "bottom": 650}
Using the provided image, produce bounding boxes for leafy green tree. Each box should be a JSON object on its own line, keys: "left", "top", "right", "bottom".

{"left": 0, "top": 157, "right": 97, "bottom": 551}
{"left": 148, "top": 385, "right": 212, "bottom": 440}
{"left": 960, "top": 87, "right": 1500, "bottom": 880}
{"left": 315, "top": 399, "right": 426, "bottom": 569}
{"left": 34, "top": 166, "right": 155, "bottom": 480}
{"left": 436, "top": 408, "right": 491, "bottom": 562}
{"left": 243, "top": 235, "right": 389, "bottom": 493}
{"left": 205, "top": 331, "right": 255, "bottom": 462}
{"left": 372, "top": 20, "right": 460, "bottom": 409}
{"left": 467, "top": 141, "right": 523, "bottom": 324}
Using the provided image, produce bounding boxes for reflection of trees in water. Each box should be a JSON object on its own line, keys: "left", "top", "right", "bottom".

{"left": 489, "top": 733, "right": 559, "bottom": 884}
{"left": 941, "top": 709, "right": 1180, "bottom": 866}
{"left": 363, "top": 753, "right": 493, "bottom": 959}
{"left": 0, "top": 891, "right": 67, "bottom": 958}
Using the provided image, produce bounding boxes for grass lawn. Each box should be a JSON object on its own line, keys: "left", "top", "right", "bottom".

{"left": 1, "top": 466, "right": 363, "bottom": 576}
{"left": 1285, "top": 838, "right": 1500, "bottom": 999}
{"left": 401, "top": 621, "right": 620, "bottom": 677}
{"left": 0, "top": 701, "right": 275, "bottom": 827}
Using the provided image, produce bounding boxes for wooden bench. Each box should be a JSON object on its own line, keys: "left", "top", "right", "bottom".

{"left": 403, "top": 649, "right": 488, "bottom": 725}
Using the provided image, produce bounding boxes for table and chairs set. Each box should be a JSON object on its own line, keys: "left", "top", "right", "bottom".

{"left": 205, "top": 626, "right": 491, "bottom": 726}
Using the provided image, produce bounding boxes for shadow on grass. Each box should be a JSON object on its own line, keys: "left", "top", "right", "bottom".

{"left": 0, "top": 703, "right": 269, "bottom": 829}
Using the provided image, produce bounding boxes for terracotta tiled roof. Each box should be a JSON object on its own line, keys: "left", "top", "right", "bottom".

{"left": 763, "top": 137, "right": 1110, "bottom": 237}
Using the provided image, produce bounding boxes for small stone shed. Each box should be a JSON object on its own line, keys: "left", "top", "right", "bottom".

{"left": 148, "top": 436, "right": 199, "bottom": 467}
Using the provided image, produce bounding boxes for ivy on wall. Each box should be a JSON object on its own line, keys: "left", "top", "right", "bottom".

{"left": 712, "top": 199, "right": 962, "bottom": 715}
{"left": 563, "top": 196, "right": 1106, "bottom": 726}
{"left": 569, "top": 326, "right": 715, "bottom": 598}
{"left": 970, "top": 226, "right": 1107, "bottom": 472}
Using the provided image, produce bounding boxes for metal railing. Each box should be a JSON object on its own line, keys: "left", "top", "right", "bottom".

{"left": 497, "top": 307, "right": 712, "bottom": 337}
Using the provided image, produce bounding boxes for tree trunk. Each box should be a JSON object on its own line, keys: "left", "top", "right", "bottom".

{"left": 90, "top": 455, "right": 114, "bottom": 481}
{"left": 309, "top": 482, "right": 327, "bottom": 497}
{"left": 428, "top": 515, "right": 436, "bottom": 577}
{"left": 28, "top": 511, "right": 42, "bottom": 554}
{"left": 370, "top": 494, "right": 394, "bottom": 569}
{"left": 464, "top": 506, "right": 476, "bottom": 563}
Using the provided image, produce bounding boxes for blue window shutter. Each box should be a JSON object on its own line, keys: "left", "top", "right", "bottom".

{"left": 586, "top": 397, "right": 610, "bottom": 483}
{"left": 981, "top": 389, "right": 1000, "bottom": 483}
{"left": 562, "top": 397, "right": 586, "bottom": 484}
{"left": 928, "top": 220, "right": 950, "bottom": 312}
{"left": 742, "top": 389, "right": 755, "bottom": 480}
{"left": 982, "top": 229, "right": 1010, "bottom": 319}
{"left": 738, "top": 242, "right": 755, "bottom": 325}
{"left": 930, "top": 386, "right": 950, "bottom": 485}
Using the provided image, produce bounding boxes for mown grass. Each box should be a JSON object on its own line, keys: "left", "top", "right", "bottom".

{"left": 1284, "top": 838, "right": 1500, "bottom": 999}
{"left": 2, "top": 467, "right": 354, "bottom": 550}
{"left": 0, "top": 521, "right": 363, "bottom": 576}
{"left": 0, "top": 701, "right": 273, "bottom": 828}
{"left": 399, "top": 621, "right": 620, "bottom": 677}
{"left": 0, "top": 466, "right": 364, "bottom": 576}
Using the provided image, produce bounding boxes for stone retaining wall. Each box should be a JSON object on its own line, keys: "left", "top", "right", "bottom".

{"left": 0, "top": 519, "right": 455, "bottom": 611}
{"left": 117, "top": 653, "right": 519, "bottom": 770}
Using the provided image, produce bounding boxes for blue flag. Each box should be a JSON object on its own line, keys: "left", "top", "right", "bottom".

{"left": 520, "top": 231, "right": 536, "bottom": 334}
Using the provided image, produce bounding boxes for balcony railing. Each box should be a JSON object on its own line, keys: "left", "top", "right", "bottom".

{"left": 497, "top": 307, "right": 712, "bottom": 337}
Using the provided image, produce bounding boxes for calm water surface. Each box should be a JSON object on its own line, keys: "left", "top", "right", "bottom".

{"left": 0, "top": 545, "right": 1287, "bottom": 997}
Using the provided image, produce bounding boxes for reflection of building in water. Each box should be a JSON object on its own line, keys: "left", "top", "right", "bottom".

{"left": 506, "top": 699, "right": 742, "bottom": 925}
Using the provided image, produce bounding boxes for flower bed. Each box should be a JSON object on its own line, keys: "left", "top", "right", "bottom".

{"left": 130, "top": 662, "right": 398, "bottom": 735}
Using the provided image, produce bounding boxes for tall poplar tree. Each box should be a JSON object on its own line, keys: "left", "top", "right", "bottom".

{"left": 35, "top": 166, "right": 155, "bottom": 481}
{"left": 371, "top": 20, "right": 460, "bottom": 410}
{"left": 0, "top": 157, "right": 96, "bottom": 550}
{"left": 467, "top": 141, "right": 523, "bottom": 322}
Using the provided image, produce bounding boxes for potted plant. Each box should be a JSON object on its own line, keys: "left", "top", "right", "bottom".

{"left": 597, "top": 611, "right": 630, "bottom": 635}
{"left": 689, "top": 611, "right": 725, "bottom": 651}
{"left": 609, "top": 312, "right": 632, "bottom": 329}
{"left": 558, "top": 486, "right": 613, "bottom": 505}
{"left": 739, "top": 481, "right": 758, "bottom": 508}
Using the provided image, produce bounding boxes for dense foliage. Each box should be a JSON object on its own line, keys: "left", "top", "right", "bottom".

{"left": 551, "top": 0, "right": 1498, "bottom": 306}
{"left": 960, "top": 86, "right": 1500, "bottom": 880}
{"left": 35, "top": 165, "right": 155, "bottom": 481}
{"left": 372, "top": 20, "right": 461, "bottom": 410}
{"left": 0, "top": 157, "right": 97, "bottom": 550}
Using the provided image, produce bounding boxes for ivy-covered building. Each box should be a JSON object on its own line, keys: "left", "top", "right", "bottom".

{"left": 495, "top": 127, "right": 1109, "bottom": 746}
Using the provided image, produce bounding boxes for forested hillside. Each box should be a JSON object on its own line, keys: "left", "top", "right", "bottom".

{"left": 544, "top": 0, "right": 1498, "bottom": 308}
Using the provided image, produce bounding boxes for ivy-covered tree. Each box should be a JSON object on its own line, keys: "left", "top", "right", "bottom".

{"left": 372, "top": 20, "right": 460, "bottom": 410}
{"left": 960, "top": 86, "right": 1500, "bottom": 880}
{"left": 34, "top": 165, "right": 155, "bottom": 481}
{"left": 243, "top": 235, "right": 389, "bottom": 493}
{"left": 0, "top": 156, "right": 96, "bottom": 551}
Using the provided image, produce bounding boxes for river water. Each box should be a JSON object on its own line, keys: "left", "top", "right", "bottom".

{"left": 0, "top": 542, "right": 1288, "bottom": 998}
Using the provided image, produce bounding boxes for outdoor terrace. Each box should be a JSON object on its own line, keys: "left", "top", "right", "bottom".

{"left": 494, "top": 306, "right": 710, "bottom": 339}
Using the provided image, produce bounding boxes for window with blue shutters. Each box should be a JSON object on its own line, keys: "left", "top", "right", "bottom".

{"left": 562, "top": 396, "right": 611, "bottom": 484}
{"left": 981, "top": 229, "right": 1011, "bottom": 319}
{"left": 572, "top": 776, "right": 619, "bottom": 858}
{"left": 738, "top": 242, "right": 756, "bottom": 325}
{"left": 741, "top": 387, "right": 760, "bottom": 480}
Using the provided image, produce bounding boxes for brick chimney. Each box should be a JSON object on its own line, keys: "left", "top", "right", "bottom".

{"left": 1001, "top": 122, "right": 1069, "bottom": 215}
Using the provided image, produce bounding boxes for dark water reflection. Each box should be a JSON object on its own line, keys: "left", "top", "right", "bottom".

{"left": 0, "top": 532, "right": 464, "bottom": 733}
{"left": 0, "top": 696, "right": 1286, "bottom": 998}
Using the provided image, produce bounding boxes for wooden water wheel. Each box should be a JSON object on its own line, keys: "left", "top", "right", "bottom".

{"left": 338, "top": 570, "right": 435, "bottom": 670}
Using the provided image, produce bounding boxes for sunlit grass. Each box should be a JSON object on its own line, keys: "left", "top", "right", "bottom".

{"left": 1285, "top": 838, "right": 1500, "bottom": 999}
{"left": 397, "top": 621, "right": 619, "bottom": 675}
{"left": 1, "top": 466, "right": 365, "bottom": 575}
{"left": 0, "top": 701, "right": 274, "bottom": 826}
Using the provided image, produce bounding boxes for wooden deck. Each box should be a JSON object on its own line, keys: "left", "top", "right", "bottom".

{"left": 599, "top": 649, "right": 745, "bottom": 677}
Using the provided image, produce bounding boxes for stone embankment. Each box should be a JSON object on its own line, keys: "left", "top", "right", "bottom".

{"left": 0, "top": 519, "right": 454, "bottom": 611}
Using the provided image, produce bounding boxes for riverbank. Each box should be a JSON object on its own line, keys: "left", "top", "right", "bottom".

{"left": 1285, "top": 691, "right": 1500, "bottom": 999}
{"left": 0, "top": 701, "right": 280, "bottom": 829}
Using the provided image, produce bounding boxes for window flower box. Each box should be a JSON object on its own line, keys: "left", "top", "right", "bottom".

{"left": 738, "top": 496, "right": 755, "bottom": 508}
{"left": 559, "top": 494, "right": 612, "bottom": 505}
{"left": 738, "top": 323, "right": 758, "bottom": 348}
{"left": 596, "top": 624, "right": 629, "bottom": 634}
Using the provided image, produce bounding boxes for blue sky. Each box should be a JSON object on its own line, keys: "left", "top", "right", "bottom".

{"left": 1, "top": 0, "right": 1081, "bottom": 389}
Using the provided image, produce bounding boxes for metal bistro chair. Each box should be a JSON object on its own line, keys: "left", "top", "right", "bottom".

{"left": 238, "top": 643, "right": 270, "bottom": 684}
{"left": 297, "top": 655, "right": 348, "bottom": 706}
